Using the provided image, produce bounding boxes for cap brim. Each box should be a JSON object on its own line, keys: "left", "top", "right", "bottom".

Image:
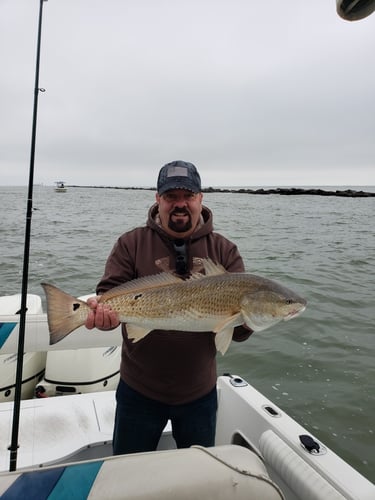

{"left": 158, "top": 179, "right": 200, "bottom": 195}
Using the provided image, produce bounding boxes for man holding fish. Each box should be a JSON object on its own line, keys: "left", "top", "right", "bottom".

{"left": 85, "top": 160, "right": 254, "bottom": 455}
{"left": 43, "top": 160, "right": 306, "bottom": 454}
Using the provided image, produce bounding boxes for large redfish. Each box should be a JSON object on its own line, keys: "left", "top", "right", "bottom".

{"left": 42, "top": 259, "right": 306, "bottom": 355}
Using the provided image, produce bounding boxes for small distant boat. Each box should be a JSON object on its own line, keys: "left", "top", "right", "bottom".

{"left": 54, "top": 181, "right": 67, "bottom": 192}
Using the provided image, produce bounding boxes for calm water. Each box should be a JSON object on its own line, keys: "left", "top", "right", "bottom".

{"left": 1, "top": 185, "right": 374, "bottom": 482}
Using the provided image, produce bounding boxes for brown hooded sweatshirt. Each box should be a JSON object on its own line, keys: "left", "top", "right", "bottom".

{"left": 96, "top": 203, "right": 252, "bottom": 404}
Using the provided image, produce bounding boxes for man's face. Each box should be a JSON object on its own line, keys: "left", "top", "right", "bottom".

{"left": 156, "top": 189, "right": 203, "bottom": 238}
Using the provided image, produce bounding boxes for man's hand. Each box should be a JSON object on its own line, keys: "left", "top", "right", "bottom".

{"left": 232, "top": 324, "right": 253, "bottom": 342}
{"left": 85, "top": 297, "right": 120, "bottom": 330}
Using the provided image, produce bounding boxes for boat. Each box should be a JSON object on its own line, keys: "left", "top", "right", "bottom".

{"left": 54, "top": 181, "right": 67, "bottom": 192}
{"left": 0, "top": 295, "right": 374, "bottom": 499}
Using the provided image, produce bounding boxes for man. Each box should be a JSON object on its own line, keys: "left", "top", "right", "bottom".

{"left": 86, "top": 160, "right": 252, "bottom": 454}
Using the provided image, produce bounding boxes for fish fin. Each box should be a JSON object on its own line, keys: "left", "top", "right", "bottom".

{"left": 126, "top": 324, "right": 152, "bottom": 342}
{"left": 213, "top": 313, "right": 242, "bottom": 334}
{"left": 184, "top": 258, "right": 228, "bottom": 281}
{"left": 41, "top": 283, "right": 89, "bottom": 345}
{"left": 101, "top": 273, "right": 183, "bottom": 300}
{"left": 214, "top": 328, "right": 234, "bottom": 355}
{"left": 201, "top": 258, "right": 228, "bottom": 276}
{"left": 213, "top": 313, "right": 242, "bottom": 355}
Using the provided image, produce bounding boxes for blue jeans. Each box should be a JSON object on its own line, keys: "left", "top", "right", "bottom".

{"left": 112, "top": 379, "right": 218, "bottom": 455}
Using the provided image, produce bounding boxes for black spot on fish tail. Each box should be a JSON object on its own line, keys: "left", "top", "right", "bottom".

{"left": 73, "top": 303, "right": 80, "bottom": 311}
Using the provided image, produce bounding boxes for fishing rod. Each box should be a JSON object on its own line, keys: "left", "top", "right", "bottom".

{"left": 8, "top": 0, "right": 48, "bottom": 472}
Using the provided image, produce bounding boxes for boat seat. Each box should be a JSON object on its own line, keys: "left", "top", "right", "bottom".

{"left": 0, "top": 445, "right": 284, "bottom": 499}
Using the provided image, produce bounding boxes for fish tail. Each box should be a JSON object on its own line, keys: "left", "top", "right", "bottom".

{"left": 41, "top": 282, "right": 90, "bottom": 344}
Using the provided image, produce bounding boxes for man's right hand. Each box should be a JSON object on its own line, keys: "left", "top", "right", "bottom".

{"left": 85, "top": 297, "right": 120, "bottom": 331}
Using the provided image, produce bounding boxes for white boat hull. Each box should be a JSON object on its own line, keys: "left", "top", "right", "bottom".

{"left": 216, "top": 376, "right": 374, "bottom": 500}
{"left": 0, "top": 375, "right": 373, "bottom": 499}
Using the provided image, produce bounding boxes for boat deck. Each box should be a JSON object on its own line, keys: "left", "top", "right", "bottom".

{"left": 1, "top": 377, "right": 374, "bottom": 499}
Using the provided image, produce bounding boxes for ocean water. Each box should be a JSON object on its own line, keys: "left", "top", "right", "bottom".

{"left": 1, "top": 185, "right": 374, "bottom": 482}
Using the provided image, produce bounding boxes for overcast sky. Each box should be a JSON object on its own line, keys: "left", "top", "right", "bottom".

{"left": 1, "top": 0, "right": 374, "bottom": 187}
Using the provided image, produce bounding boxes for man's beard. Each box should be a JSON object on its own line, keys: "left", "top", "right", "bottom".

{"left": 168, "top": 209, "right": 192, "bottom": 233}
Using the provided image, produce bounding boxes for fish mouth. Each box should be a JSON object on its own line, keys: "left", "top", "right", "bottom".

{"left": 284, "top": 305, "right": 306, "bottom": 321}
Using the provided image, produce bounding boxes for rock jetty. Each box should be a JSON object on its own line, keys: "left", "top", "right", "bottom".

{"left": 70, "top": 185, "right": 374, "bottom": 197}
{"left": 202, "top": 187, "right": 375, "bottom": 197}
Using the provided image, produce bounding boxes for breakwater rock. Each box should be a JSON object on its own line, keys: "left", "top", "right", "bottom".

{"left": 70, "top": 185, "right": 374, "bottom": 197}
{"left": 202, "top": 187, "right": 375, "bottom": 197}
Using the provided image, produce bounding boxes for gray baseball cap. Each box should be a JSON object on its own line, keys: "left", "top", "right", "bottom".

{"left": 157, "top": 161, "right": 201, "bottom": 195}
